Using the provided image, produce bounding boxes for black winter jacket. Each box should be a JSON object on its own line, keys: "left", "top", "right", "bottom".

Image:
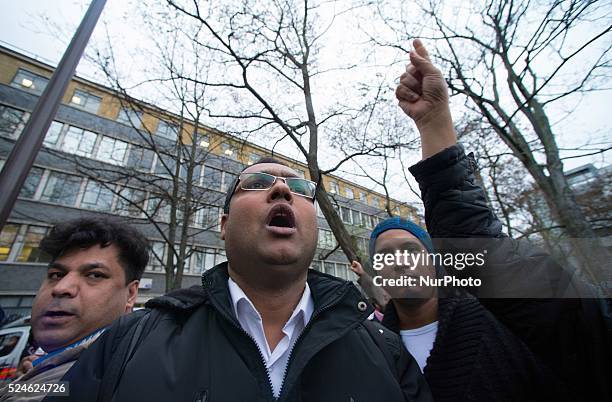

{"left": 408, "top": 144, "right": 612, "bottom": 402}
{"left": 45, "top": 264, "right": 433, "bottom": 402}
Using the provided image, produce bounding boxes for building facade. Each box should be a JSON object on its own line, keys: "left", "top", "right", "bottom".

{"left": 0, "top": 45, "right": 421, "bottom": 318}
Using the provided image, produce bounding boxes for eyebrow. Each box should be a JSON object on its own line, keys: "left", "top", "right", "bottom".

{"left": 252, "top": 169, "right": 299, "bottom": 178}
{"left": 376, "top": 240, "right": 424, "bottom": 253}
{"left": 48, "top": 261, "right": 111, "bottom": 272}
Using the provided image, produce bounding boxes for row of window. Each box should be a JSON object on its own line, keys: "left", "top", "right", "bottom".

{"left": 0, "top": 161, "right": 222, "bottom": 230}
{"left": 310, "top": 260, "right": 356, "bottom": 281}
{"left": 317, "top": 201, "right": 384, "bottom": 230}
{"left": 327, "top": 180, "right": 382, "bottom": 208}
{"left": 317, "top": 228, "right": 369, "bottom": 255}
{"left": 149, "top": 242, "right": 227, "bottom": 275}
{"left": 0, "top": 223, "right": 228, "bottom": 276}
{"left": 0, "top": 106, "right": 241, "bottom": 193}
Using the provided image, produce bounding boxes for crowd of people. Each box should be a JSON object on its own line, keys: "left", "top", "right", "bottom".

{"left": 0, "top": 39, "right": 609, "bottom": 402}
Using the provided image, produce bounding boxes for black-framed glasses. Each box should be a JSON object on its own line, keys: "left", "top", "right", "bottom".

{"left": 236, "top": 172, "right": 317, "bottom": 199}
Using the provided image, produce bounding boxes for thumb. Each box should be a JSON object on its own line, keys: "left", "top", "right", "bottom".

{"left": 409, "top": 50, "right": 439, "bottom": 76}
{"left": 413, "top": 39, "right": 431, "bottom": 61}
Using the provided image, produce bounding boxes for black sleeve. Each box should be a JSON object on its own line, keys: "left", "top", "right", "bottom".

{"left": 42, "top": 309, "right": 147, "bottom": 402}
{"left": 408, "top": 144, "right": 612, "bottom": 402}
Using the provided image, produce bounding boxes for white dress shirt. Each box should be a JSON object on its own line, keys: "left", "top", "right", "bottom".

{"left": 228, "top": 278, "right": 314, "bottom": 398}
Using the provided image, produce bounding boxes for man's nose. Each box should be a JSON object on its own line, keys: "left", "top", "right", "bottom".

{"left": 267, "top": 177, "right": 293, "bottom": 203}
{"left": 51, "top": 274, "right": 79, "bottom": 298}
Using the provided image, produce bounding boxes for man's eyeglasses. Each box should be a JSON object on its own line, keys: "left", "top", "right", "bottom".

{"left": 236, "top": 172, "right": 317, "bottom": 199}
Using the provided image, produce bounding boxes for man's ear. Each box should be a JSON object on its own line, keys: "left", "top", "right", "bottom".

{"left": 220, "top": 214, "right": 228, "bottom": 240}
{"left": 125, "top": 280, "right": 139, "bottom": 313}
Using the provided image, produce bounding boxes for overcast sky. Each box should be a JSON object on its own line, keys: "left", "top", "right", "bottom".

{"left": 1, "top": 0, "right": 610, "bottom": 208}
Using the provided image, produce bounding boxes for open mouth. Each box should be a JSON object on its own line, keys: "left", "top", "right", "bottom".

{"left": 266, "top": 204, "right": 296, "bottom": 230}
{"left": 44, "top": 310, "right": 75, "bottom": 318}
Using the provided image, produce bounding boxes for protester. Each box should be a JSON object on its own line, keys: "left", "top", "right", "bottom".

{"left": 385, "top": 38, "right": 610, "bottom": 401}
{"left": 49, "top": 158, "right": 432, "bottom": 402}
{"left": 0, "top": 217, "right": 148, "bottom": 402}
{"left": 358, "top": 218, "right": 569, "bottom": 402}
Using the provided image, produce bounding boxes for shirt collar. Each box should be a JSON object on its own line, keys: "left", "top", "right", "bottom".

{"left": 228, "top": 277, "right": 314, "bottom": 330}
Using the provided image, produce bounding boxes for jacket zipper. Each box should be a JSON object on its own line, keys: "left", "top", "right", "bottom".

{"left": 202, "top": 277, "right": 276, "bottom": 401}
{"left": 276, "top": 282, "right": 352, "bottom": 401}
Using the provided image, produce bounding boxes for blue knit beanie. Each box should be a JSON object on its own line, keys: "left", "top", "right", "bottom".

{"left": 369, "top": 217, "right": 434, "bottom": 257}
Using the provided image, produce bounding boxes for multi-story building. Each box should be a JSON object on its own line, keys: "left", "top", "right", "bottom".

{"left": 0, "top": 44, "right": 421, "bottom": 317}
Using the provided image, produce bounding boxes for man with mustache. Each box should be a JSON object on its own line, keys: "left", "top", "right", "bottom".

{"left": 49, "top": 158, "right": 432, "bottom": 402}
{"left": 0, "top": 217, "right": 147, "bottom": 402}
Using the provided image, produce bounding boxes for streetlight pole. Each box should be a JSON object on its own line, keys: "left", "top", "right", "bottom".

{"left": 0, "top": 0, "right": 107, "bottom": 230}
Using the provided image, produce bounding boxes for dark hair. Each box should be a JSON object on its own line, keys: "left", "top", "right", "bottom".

{"left": 223, "top": 157, "right": 291, "bottom": 214}
{"left": 39, "top": 217, "right": 149, "bottom": 284}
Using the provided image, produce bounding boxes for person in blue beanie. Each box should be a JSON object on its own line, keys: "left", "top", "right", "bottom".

{"left": 353, "top": 215, "right": 570, "bottom": 402}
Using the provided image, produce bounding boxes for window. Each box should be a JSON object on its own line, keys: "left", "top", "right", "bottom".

{"left": 16, "top": 226, "right": 50, "bottom": 263}
{"left": 154, "top": 154, "right": 177, "bottom": 178}
{"left": 62, "top": 126, "right": 97, "bottom": 157}
{"left": 156, "top": 120, "right": 178, "bottom": 141}
{"left": 295, "top": 169, "right": 305, "bottom": 178}
{"left": 341, "top": 207, "right": 352, "bottom": 224}
{"left": 352, "top": 210, "right": 361, "bottom": 227}
{"left": 41, "top": 171, "right": 82, "bottom": 206}
{"left": 116, "top": 107, "right": 142, "bottom": 127}
{"left": 149, "top": 242, "right": 166, "bottom": 272}
{"left": 328, "top": 181, "right": 339, "bottom": 194}
{"left": 222, "top": 172, "right": 238, "bottom": 192}
{"left": 196, "top": 205, "right": 220, "bottom": 230}
{"left": 43, "top": 121, "right": 64, "bottom": 148}
{"left": 318, "top": 229, "right": 336, "bottom": 249}
{"left": 0, "top": 224, "right": 19, "bottom": 261}
{"left": 19, "top": 167, "right": 44, "bottom": 199}
{"left": 70, "top": 89, "right": 101, "bottom": 114}
{"left": 11, "top": 69, "right": 49, "bottom": 95}
{"left": 80, "top": 181, "right": 114, "bottom": 211}
{"left": 345, "top": 188, "right": 354, "bottom": 199}
{"left": 192, "top": 247, "right": 219, "bottom": 274}
{"left": 221, "top": 143, "right": 236, "bottom": 159}
{"left": 114, "top": 187, "right": 146, "bottom": 217}
{"left": 370, "top": 215, "right": 379, "bottom": 228}
{"left": 146, "top": 196, "right": 170, "bottom": 223}
{"left": 203, "top": 166, "right": 222, "bottom": 190}
{"left": 371, "top": 197, "right": 380, "bottom": 208}
{"left": 336, "top": 263, "right": 349, "bottom": 280}
{"left": 127, "top": 146, "right": 155, "bottom": 172}
{"left": 0, "top": 224, "right": 50, "bottom": 263}
{"left": 311, "top": 260, "right": 321, "bottom": 272}
{"left": 362, "top": 213, "right": 371, "bottom": 229}
{"left": 359, "top": 191, "right": 367, "bottom": 202}
{"left": 0, "top": 105, "right": 28, "bottom": 138}
{"left": 324, "top": 261, "right": 336, "bottom": 276}
{"left": 96, "top": 137, "right": 128, "bottom": 165}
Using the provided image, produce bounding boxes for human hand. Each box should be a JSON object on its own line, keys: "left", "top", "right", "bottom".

{"left": 350, "top": 261, "right": 365, "bottom": 277}
{"left": 396, "top": 39, "right": 456, "bottom": 159}
{"left": 15, "top": 354, "right": 37, "bottom": 377}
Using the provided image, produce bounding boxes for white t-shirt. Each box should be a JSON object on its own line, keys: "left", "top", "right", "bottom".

{"left": 399, "top": 321, "right": 438, "bottom": 373}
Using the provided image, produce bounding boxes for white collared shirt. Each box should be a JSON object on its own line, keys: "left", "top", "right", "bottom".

{"left": 228, "top": 278, "right": 314, "bottom": 398}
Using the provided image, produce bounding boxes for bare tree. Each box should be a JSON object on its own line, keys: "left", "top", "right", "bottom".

{"left": 372, "top": 0, "right": 612, "bottom": 280}
{"left": 159, "top": 0, "right": 415, "bottom": 274}
{"left": 52, "top": 21, "right": 230, "bottom": 291}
